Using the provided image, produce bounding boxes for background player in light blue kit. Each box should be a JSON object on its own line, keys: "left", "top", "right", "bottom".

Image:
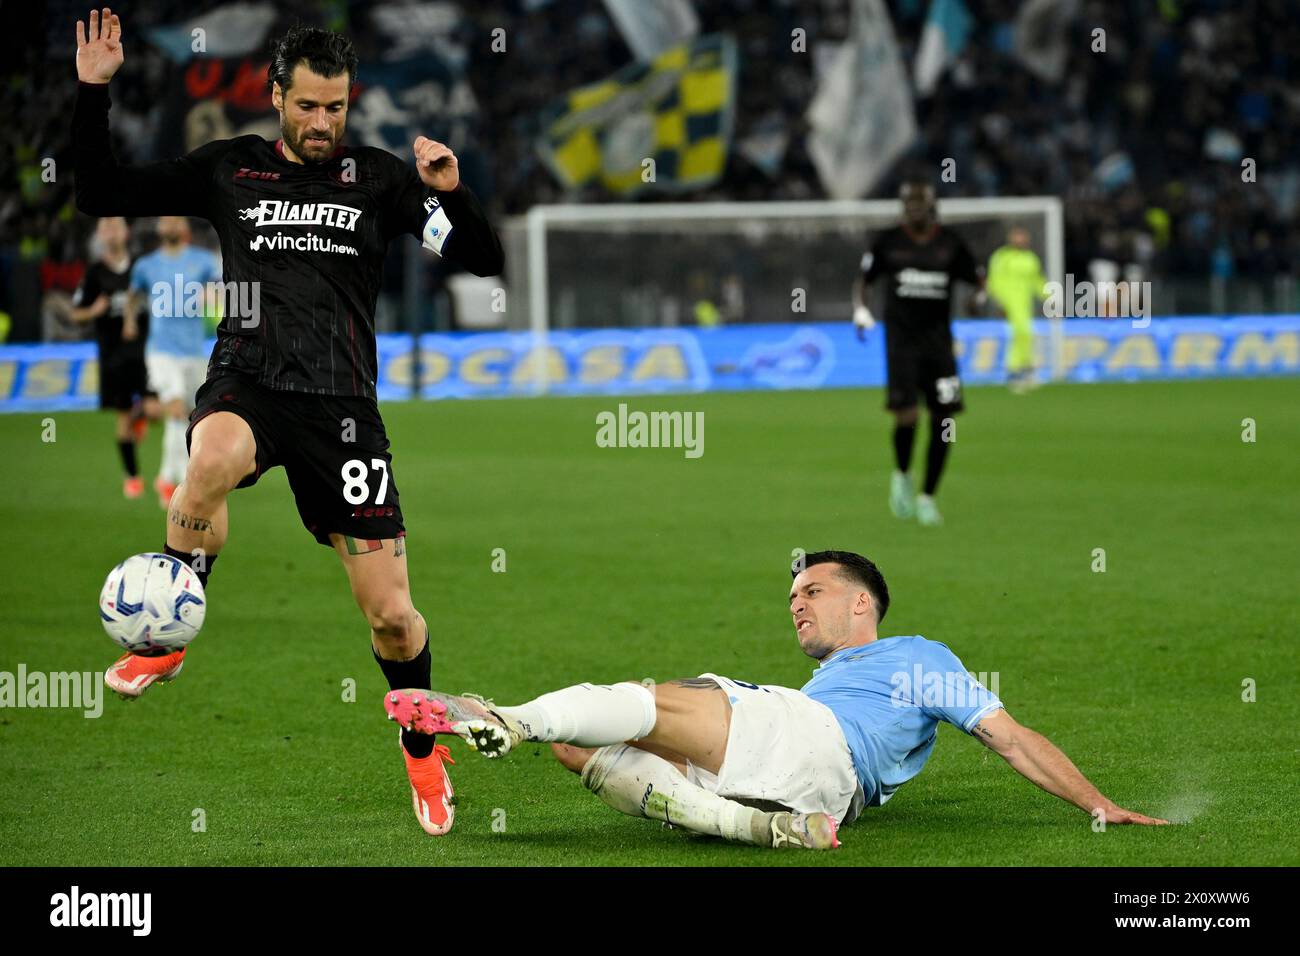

{"left": 127, "top": 216, "right": 222, "bottom": 508}
{"left": 386, "top": 550, "right": 1169, "bottom": 850}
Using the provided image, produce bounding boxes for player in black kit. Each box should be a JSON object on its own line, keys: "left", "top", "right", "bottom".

{"left": 73, "top": 9, "right": 503, "bottom": 836}
{"left": 70, "top": 216, "right": 151, "bottom": 498}
{"left": 852, "top": 181, "right": 984, "bottom": 527}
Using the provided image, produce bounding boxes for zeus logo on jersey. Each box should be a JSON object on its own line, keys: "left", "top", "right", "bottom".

{"left": 895, "top": 268, "right": 951, "bottom": 299}
{"left": 238, "top": 201, "right": 362, "bottom": 231}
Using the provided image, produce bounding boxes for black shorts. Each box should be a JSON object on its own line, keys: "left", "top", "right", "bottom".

{"left": 187, "top": 374, "right": 404, "bottom": 547}
{"left": 98, "top": 343, "right": 150, "bottom": 411}
{"left": 884, "top": 346, "right": 965, "bottom": 414}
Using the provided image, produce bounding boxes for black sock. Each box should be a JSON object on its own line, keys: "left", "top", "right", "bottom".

{"left": 375, "top": 634, "right": 433, "bottom": 758}
{"left": 892, "top": 424, "right": 916, "bottom": 473}
{"left": 118, "top": 440, "right": 138, "bottom": 477}
{"left": 164, "top": 544, "right": 217, "bottom": 591}
{"left": 923, "top": 417, "right": 951, "bottom": 496}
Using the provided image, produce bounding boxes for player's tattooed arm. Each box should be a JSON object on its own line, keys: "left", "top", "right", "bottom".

{"left": 393, "top": 536, "right": 405, "bottom": 558}
{"left": 169, "top": 510, "right": 213, "bottom": 533}
{"left": 668, "top": 678, "right": 721, "bottom": 691}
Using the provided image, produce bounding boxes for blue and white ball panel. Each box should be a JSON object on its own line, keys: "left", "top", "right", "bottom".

{"left": 98, "top": 552, "right": 206, "bottom": 653}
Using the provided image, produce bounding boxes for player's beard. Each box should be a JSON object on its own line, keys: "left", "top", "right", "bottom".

{"left": 285, "top": 121, "right": 339, "bottom": 164}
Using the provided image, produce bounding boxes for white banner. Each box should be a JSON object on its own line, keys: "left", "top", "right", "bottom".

{"left": 1014, "top": 0, "right": 1080, "bottom": 83}
{"left": 147, "top": 2, "right": 277, "bottom": 62}
{"left": 602, "top": 0, "right": 700, "bottom": 62}
{"left": 806, "top": 0, "right": 916, "bottom": 200}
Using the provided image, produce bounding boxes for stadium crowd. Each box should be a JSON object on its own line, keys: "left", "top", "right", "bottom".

{"left": 2, "top": 0, "right": 1295, "bottom": 339}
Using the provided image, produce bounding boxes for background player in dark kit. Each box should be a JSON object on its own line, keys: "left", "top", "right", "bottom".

{"left": 72, "top": 8, "right": 503, "bottom": 836}
{"left": 852, "top": 180, "right": 985, "bottom": 528}
{"left": 69, "top": 215, "right": 150, "bottom": 498}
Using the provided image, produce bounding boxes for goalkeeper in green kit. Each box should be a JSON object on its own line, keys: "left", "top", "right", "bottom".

{"left": 986, "top": 228, "right": 1047, "bottom": 393}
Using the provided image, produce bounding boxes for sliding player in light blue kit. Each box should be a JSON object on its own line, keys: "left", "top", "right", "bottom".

{"left": 384, "top": 551, "right": 1168, "bottom": 849}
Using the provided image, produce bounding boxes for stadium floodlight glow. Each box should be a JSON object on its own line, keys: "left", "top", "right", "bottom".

{"left": 516, "top": 196, "right": 1065, "bottom": 392}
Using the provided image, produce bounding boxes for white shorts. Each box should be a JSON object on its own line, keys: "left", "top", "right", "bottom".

{"left": 685, "top": 674, "right": 863, "bottom": 825}
{"left": 146, "top": 352, "right": 207, "bottom": 405}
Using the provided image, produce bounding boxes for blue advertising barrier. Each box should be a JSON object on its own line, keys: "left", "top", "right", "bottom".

{"left": 3, "top": 316, "right": 1298, "bottom": 412}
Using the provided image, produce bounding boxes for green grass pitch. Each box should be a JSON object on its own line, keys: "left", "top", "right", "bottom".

{"left": 0, "top": 378, "right": 1296, "bottom": 866}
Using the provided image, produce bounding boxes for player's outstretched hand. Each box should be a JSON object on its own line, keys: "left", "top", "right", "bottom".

{"left": 76, "top": 8, "right": 125, "bottom": 84}
{"left": 413, "top": 136, "right": 460, "bottom": 191}
{"left": 1100, "top": 804, "right": 1170, "bottom": 825}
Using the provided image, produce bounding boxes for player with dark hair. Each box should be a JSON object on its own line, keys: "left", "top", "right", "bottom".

{"left": 74, "top": 9, "right": 503, "bottom": 836}
{"left": 69, "top": 215, "right": 150, "bottom": 498}
{"left": 384, "top": 551, "right": 1168, "bottom": 850}
{"left": 853, "top": 180, "right": 985, "bottom": 527}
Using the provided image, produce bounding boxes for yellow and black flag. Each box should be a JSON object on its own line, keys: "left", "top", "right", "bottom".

{"left": 538, "top": 34, "right": 737, "bottom": 196}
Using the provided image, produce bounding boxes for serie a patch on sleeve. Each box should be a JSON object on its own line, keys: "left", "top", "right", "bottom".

{"left": 421, "top": 197, "right": 453, "bottom": 255}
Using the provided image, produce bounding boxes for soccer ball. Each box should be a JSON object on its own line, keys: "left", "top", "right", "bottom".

{"left": 99, "top": 553, "right": 206, "bottom": 655}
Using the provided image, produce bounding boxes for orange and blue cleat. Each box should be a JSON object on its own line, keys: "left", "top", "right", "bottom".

{"left": 104, "top": 648, "right": 185, "bottom": 699}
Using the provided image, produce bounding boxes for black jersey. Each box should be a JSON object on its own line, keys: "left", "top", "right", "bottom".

{"left": 72, "top": 82, "right": 503, "bottom": 399}
{"left": 73, "top": 257, "right": 142, "bottom": 350}
{"left": 860, "top": 225, "right": 980, "bottom": 353}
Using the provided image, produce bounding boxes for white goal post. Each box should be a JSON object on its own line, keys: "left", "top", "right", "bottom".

{"left": 511, "top": 196, "right": 1065, "bottom": 391}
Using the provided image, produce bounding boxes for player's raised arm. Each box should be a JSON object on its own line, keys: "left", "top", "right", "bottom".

{"left": 71, "top": 8, "right": 216, "bottom": 217}
{"left": 971, "top": 709, "right": 1169, "bottom": 825}
{"left": 387, "top": 138, "right": 504, "bottom": 277}
{"left": 76, "top": 8, "right": 124, "bottom": 84}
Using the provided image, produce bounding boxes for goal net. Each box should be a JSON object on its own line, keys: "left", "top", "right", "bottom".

{"left": 500, "top": 197, "right": 1065, "bottom": 387}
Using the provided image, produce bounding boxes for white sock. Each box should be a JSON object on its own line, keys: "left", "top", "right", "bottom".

{"left": 580, "top": 744, "right": 768, "bottom": 845}
{"left": 163, "top": 418, "right": 189, "bottom": 485}
{"left": 497, "top": 682, "right": 656, "bottom": 747}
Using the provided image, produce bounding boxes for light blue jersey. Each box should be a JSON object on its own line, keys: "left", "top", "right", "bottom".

{"left": 801, "top": 636, "right": 1002, "bottom": 807}
{"left": 130, "top": 246, "right": 222, "bottom": 357}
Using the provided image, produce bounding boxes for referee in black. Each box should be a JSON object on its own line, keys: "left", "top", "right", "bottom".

{"left": 852, "top": 180, "right": 985, "bottom": 527}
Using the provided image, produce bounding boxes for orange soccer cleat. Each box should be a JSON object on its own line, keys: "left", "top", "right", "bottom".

{"left": 402, "top": 737, "right": 456, "bottom": 836}
{"left": 123, "top": 476, "right": 145, "bottom": 499}
{"left": 104, "top": 648, "right": 186, "bottom": 699}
